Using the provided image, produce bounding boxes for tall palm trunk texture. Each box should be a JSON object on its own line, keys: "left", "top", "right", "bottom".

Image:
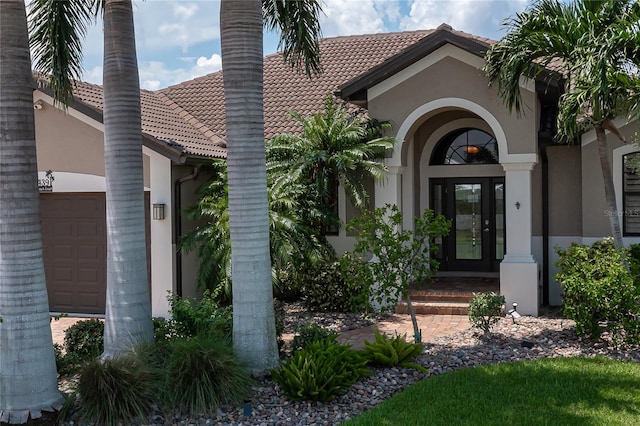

{"left": 220, "top": 0, "right": 279, "bottom": 374}
{"left": 595, "top": 123, "right": 624, "bottom": 248}
{"left": 0, "top": 0, "right": 62, "bottom": 422}
{"left": 102, "top": 0, "right": 153, "bottom": 358}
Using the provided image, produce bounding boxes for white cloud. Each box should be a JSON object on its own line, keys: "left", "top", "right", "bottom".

{"left": 137, "top": 53, "right": 222, "bottom": 90}
{"left": 195, "top": 54, "right": 222, "bottom": 75}
{"left": 400, "top": 0, "right": 528, "bottom": 39}
{"left": 319, "top": 0, "right": 387, "bottom": 36}
{"left": 82, "top": 65, "right": 103, "bottom": 85}
{"left": 173, "top": 3, "right": 198, "bottom": 20}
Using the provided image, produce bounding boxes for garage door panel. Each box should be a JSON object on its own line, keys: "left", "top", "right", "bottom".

{"left": 51, "top": 245, "right": 74, "bottom": 260}
{"left": 78, "top": 245, "right": 99, "bottom": 260}
{"left": 52, "top": 222, "right": 74, "bottom": 238}
{"left": 41, "top": 193, "right": 107, "bottom": 315}
{"left": 78, "top": 268, "right": 98, "bottom": 281}
{"left": 49, "top": 289, "right": 74, "bottom": 308}
{"left": 77, "top": 221, "right": 100, "bottom": 238}
{"left": 41, "top": 192, "right": 148, "bottom": 315}
{"left": 53, "top": 267, "right": 73, "bottom": 282}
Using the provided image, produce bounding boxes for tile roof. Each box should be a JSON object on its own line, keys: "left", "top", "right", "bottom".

{"left": 70, "top": 80, "right": 227, "bottom": 160}
{"left": 161, "top": 29, "right": 441, "bottom": 140}
{"left": 67, "top": 25, "right": 564, "bottom": 161}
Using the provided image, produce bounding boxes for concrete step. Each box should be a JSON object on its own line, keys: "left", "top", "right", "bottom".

{"left": 395, "top": 300, "right": 469, "bottom": 316}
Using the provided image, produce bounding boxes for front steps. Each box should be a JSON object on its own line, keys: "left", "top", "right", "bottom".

{"left": 395, "top": 277, "right": 500, "bottom": 316}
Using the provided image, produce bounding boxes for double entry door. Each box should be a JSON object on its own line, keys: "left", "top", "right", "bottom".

{"left": 431, "top": 177, "right": 505, "bottom": 272}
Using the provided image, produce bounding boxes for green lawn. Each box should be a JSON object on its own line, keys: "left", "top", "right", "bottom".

{"left": 344, "top": 357, "right": 640, "bottom": 426}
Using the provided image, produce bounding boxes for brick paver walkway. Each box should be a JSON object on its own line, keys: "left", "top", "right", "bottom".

{"left": 338, "top": 314, "right": 470, "bottom": 349}
{"left": 50, "top": 314, "right": 470, "bottom": 349}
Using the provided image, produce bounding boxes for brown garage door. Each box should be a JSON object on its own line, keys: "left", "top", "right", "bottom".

{"left": 40, "top": 193, "right": 107, "bottom": 314}
{"left": 40, "top": 192, "right": 151, "bottom": 315}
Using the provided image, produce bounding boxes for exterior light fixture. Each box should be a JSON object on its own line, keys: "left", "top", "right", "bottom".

{"left": 465, "top": 145, "right": 480, "bottom": 154}
{"left": 153, "top": 203, "right": 166, "bottom": 220}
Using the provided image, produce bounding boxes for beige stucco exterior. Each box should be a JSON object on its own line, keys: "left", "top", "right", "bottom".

{"left": 33, "top": 91, "right": 175, "bottom": 317}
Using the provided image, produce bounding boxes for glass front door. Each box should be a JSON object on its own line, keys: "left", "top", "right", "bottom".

{"left": 431, "top": 177, "right": 505, "bottom": 272}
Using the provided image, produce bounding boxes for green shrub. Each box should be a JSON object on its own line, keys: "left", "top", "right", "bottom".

{"left": 166, "top": 291, "right": 232, "bottom": 339}
{"left": 272, "top": 339, "right": 370, "bottom": 402}
{"left": 64, "top": 318, "right": 104, "bottom": 361}
{"left": 346, "top": 204, "right": 450, "bottom": 342}
{"left": 555, "top": 240, "right": 640, "bottom": 344}
{"left": 468, "top": 292, "right": 505, "bottom": 337}
{"left": 76, "top": 356, "right": 152, "bottom": 426}
{"left": 138, "top": 334, "right": 251, "bottom": 415}
{"left": 301, "top": 255, "right": 371, "bottom": 313}
{"left": 290, "top": 322, "right": 338, "bottom": 352}
{"left": 361, "top": 328, "right": 427, "bottom": 374}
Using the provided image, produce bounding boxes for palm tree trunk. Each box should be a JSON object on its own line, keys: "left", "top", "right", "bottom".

{"left": 0, "top": 0, "right": 62, "bottom": 422}
{"left": 595, "top": 123, "right": 624, "bottom": 248}
{"left": 102, "top": 0, "right": 153, "bottom": 358}
{"left": 220, "top": 0, "right": 279, "bottom": 374}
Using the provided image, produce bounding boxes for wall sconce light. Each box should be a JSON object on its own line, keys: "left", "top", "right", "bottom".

{"left": 33, "top": 100, "right": 44, "bottom": 110}
{"left": 515, "top": 201, "right": 521, "bottom": 210}
{"left": 153, "top": 203, "right": 166, "bottom": 220}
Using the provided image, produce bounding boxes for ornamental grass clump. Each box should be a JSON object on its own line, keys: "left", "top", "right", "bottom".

{"left": 271, "top": 339, "right": 370, "bottom": 402}
{"left": 361, "top": 328, "right": 428, "bottom": 374}
{"left": 76, "top": 356, "right": 152, "bottom": 426}
{"left": 140, "top": 333, "right": 252, "bottom": 416}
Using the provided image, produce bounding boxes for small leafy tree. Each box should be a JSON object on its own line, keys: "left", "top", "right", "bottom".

{"left": 468, "top": 292, "right": 506, "bottom": 338}
{"left": 347, "top": 204, "right": 450, "bottom": 342}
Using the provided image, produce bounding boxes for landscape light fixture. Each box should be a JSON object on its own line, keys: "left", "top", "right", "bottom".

{"left": 508, "top": 302, "right": 521, "bottom": 323}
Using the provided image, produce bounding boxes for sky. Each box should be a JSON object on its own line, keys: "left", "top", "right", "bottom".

{"left": 77, "top": 0, "right": 530, "bottom": 91}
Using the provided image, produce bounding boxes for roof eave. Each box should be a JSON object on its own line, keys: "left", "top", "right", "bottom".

{"left": 338, "top": 29, "right": 490, "bottom": 104}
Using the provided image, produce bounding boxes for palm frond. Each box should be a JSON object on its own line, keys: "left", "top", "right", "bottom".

{"left": 28, "top": 0, "right": 99, "bottom": 106}
{"left": 262, "top": 0, "right": 323, "bottom": 77}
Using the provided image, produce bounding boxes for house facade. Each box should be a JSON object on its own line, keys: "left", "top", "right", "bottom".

{"left": 35, "top": 24, "right": 638, "bottom": 317}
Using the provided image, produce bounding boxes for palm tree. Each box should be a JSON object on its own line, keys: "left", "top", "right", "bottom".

{"left": 267, "top": 95, "right": 395, "bottom": 233}
{"left": 220, "top": 0, "right": 322, "bottom": 373}
{"left": 0, "top": 0, "right": 62, "bottom": 422}
{"left": 180, "top": 160, "right": 334, "bottom": 303}
{"left": 29, "top": 0, "right": 153, "bottom": 357}
{"left": 100, "top": 0, "right": 154, "bottom": 357}
{"left": 484, "top": 0, "right": 640, "bottom": 248}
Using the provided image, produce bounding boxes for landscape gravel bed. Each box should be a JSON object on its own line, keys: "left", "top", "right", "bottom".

{"left": 59, "top": 309, "right": 640, "bottom": 426}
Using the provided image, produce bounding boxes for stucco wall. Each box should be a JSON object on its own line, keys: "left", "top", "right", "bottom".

{"left": 35, "top": 100, "right": 151, "bottom": 187}
{"left": 580, "top": 124, "right": 634, "bottom": 238}
{"left": 367, "top": 51, "right": 538, "bottom": 159}
{"left": 547, "top": 145, "right": 582, "bottom": 236}
{"left": 35, "top": 101, "right": 105, "bottom": 177}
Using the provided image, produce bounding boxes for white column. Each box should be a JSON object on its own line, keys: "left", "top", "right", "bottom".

{"left": 145, "top": 149, "right": 174, "bottom": 318}
{"left": 375, "top": 165, "right": 404, "bottom": 209}
{"left": 500, "top": 162, "right": 539, "bottom": 316}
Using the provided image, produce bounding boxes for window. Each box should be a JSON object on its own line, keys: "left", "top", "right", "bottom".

{"left": 430, "top": 128, "right": 499, "bottom": 165}
{"left": 623, "top": 153, "right": 640, "bottom": 235}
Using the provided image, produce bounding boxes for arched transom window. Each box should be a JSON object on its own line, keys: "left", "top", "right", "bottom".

{"left": 431, "top": 128, "right": 499, "bottom": 165}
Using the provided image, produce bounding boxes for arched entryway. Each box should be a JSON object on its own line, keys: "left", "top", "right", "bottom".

{"left": 375, "top": 98, "right": 540, "bottom": 315}
{"left": 426, "top": 126, "right": 505, "bottom": 273}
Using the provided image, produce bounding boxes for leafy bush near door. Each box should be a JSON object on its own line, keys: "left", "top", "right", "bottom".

{"left": 300, "top": 253, "right": 372, "bottom": 313}
{"left": 468, "top": 292, "right": 506, "bottom": 337}
{"left": 555, "top": 239, "right": 640, "bottom": 344}
{"left": 55, "top": 318, "right": 104, "bottom": 376}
